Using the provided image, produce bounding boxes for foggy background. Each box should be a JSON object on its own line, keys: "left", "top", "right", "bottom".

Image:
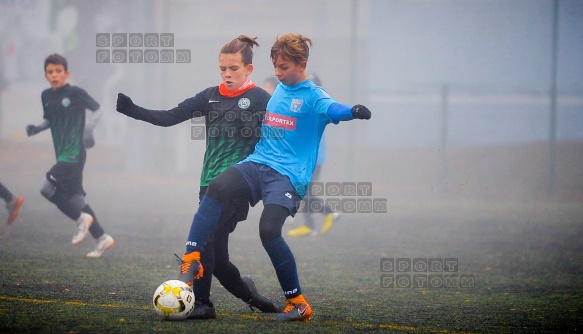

{"left": 1, "top": 0, "right": 582, "bottom": 204}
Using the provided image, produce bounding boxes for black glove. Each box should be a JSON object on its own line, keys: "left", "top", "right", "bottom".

{"left": 116, "top": 93, "right": 137, "bottom": 115}
{"left": 26, "top": 124, "right": 39, "bottom": 136}
{"left": 351, "top": 104, "right": 371, "bottom": 120}
{"left": 83, "top": 129, "right": 95, "bottom": 148}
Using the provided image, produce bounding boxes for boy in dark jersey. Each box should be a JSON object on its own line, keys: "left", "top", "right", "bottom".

{"left": 0, "top": 182, "right": 24, "bottom": 225}
{"left": 26, "top": 54, "right": 114, "bottom": 258}
{"left": 116, "top": 36, "right": 277, "bottom": 319}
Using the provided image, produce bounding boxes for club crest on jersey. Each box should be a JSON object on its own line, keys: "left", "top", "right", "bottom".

{"left": 290, "top": 99, "right": 303, "bottom": 112}
{"left": 238, "top": 97, "right": 250, "bottom": 109}
{"left": 61, "top": 97, "right": 71, "bottom": 107}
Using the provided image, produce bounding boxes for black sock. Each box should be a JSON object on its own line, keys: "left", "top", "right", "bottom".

{"left": 83, "top": 205, "right": 104, "bottom": 239}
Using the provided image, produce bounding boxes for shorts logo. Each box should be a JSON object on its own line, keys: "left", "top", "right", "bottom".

{"left": 238, "top": 98, "right": 250, "bottom": 109}
{"left": 61, "top": 97, "right": 71, "bottom": 107}
{"left": 285, "top": 192, "right": 292, "bottom": 199}
{"left": 290, "top": 99, "right": 303, "bottom": 112}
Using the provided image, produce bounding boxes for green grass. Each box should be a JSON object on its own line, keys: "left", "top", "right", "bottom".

{"left": 1, "top": 198, "right": 582, "bottom": 333}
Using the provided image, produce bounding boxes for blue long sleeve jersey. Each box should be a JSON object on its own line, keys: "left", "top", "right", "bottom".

{"left": 240, "top": 79, "right": 353, "bottom": 197}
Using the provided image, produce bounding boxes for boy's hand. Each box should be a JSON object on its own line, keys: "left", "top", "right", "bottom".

{"left": 26, "top": 124, "right": 39, "bottom": 136}
{"left": 116, "top": 93, "right": 137, "bottom": 115}
{"left": 351, "top": 105, "right": 371, "bottom": 120}
{"left": 83, "top": 129, "right": 95, "bottom": 148}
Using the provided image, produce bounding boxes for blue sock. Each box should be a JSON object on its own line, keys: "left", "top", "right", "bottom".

{"left": 263, "top": 237, "right": 301, "bottom": 298}
{"left": 185, "top": 195, "right": 222, "bottom": 253}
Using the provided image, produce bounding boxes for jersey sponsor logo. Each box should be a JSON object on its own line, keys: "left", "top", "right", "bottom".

{"left": 263, "top": 112, "right": 296, "bottom": 130}
{"left": 61, "top": 97, "right": 71, "bottom": 107}
{"left": 238, "top": 97, "right": 250, "bottom": 109}
{"left": 290, "top": 98, "right": 303, "bottom": 112}
{"left": 208, "top": 100, "right": 220, "bottom": 103}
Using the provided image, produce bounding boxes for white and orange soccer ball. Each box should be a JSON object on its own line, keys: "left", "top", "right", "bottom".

{"left": 152, "top": 280, "right": 195, "bottom": 320}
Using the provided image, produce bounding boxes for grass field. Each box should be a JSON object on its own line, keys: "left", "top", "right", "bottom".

{"left": 1, "top": 142, "right": 582, "bottom": 333}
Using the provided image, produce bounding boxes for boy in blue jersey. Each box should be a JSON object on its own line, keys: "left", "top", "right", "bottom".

{"left": 177, "top": 33, "right": 371, "bottom": 322}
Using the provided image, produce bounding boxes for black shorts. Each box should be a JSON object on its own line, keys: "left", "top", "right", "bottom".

{"left": 46, "top": 162, "right": 85, "bottom": 196}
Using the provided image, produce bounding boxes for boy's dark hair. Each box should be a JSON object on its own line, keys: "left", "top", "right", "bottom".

{"left": 221, "top": 35, "right": 259, "bottom": 66}
{"left": 44, "top": 54, "right": 68, "bottom": 72}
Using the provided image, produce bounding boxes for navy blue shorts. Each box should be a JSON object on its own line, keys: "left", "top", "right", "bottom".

{"left": 234, "top": 161, "right": 302, "bottom": 216}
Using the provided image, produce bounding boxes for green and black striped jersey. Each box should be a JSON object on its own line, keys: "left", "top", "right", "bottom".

{"left": 126, "top": 86, "right": 270, "bottom": 186}
{"left": 41, "top": 84, "right": 100, "bottom": 163}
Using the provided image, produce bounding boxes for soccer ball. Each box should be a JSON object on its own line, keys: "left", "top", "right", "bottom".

{"left": 152, "top": 280, "right": 195, "bottom": 320}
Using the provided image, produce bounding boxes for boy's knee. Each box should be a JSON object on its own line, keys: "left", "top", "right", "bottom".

{"left": 260, "top": 224, "right": 280, "bottom": 244}
{"left": 40, "top": 180, "right": 55, "bottom": 200}
{"left": 69, "top": 194, "right": 86, "bottom": 211}
{"left": 206, "top": 178, "right": 227, "bottom": 200}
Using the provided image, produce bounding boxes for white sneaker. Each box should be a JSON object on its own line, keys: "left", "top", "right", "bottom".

{"left": 72, "top": 213, "right": 93, "bottom": 245}
{"left": 87, "top": 234, "right": 115, "bottom": 258}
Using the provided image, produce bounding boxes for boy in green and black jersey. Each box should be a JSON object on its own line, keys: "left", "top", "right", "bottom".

{"left": 27, "top": 54, "right": 114, "bottom": 258}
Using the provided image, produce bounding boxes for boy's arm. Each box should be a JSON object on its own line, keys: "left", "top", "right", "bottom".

{"left": 116, "top": 93, "right": 195, "bottom": 127}
{"left": 83, "top": 108, "right": 103, "bottom": 148}
{"left": 326, "top": 103, "right": 371, "bottom": 124}
{"left": 26, "top": 119, "right": 50, "bottom": 136}
{"left": 86, "top": 107, "right": 103, "bottom": 131}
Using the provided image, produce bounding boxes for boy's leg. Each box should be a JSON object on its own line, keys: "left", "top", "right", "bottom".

{"left": 188, "top": 235, "right": 217, "bottom": 319}
{"left": 40, "top": 178, "right": 82, "bottom": 220}
{"left": 192, "top": 199, "right": 235, "bottom": 304}
{"left": 260, "top": 204, "right": 300, "bottom": 297}
{"left": 0, "top": 182, "right": 13, "bottom": 203}
{"left": 212, "top": 214, "right": 278, "bottom": 313}
{"left": 1, "top": 182, "right": 24, "bottom": 225}
{"left": 40, "top": 164, "right": 93, "bottom": 245}
{"left": 82, "top": 204, "right": 104, "bottom": 239}
{"left": 82, "top": 201, "right": 114, "bottom": 258}
{"left": 257, "top": 166, "right": 311, "bottom": 321}
{"left": 260, "top": 204, "right": 312, "bottom": 321}
{"left": 178, "top": 166, "right": 253, "bottom": 286}
{"left": 189, "top": 186, "right": 218, "bottom": 319}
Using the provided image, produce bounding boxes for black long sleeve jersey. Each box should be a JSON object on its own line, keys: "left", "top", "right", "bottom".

{"left": 128, "top": 86, "right": 271, "bottom": 186}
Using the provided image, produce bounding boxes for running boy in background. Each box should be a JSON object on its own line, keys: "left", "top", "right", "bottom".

{"left": 26, "top": 54, "right": 114, "bottom": 258}
{"left": 116, "top": 36, "right": 277, "bottom": 319}
{"left": 176, "top": 33, "right": 371, "bottom": 322}
{"left": 0, "top": 182, "right": 24, "bottom": 225}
